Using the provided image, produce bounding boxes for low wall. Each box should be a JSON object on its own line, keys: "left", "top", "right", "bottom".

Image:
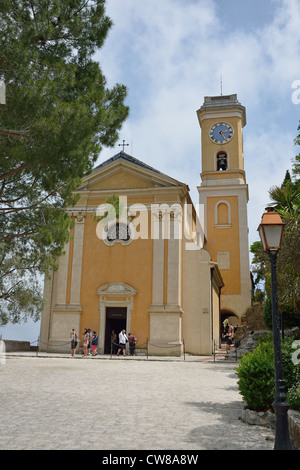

{"left": 241, "top": 408, "right": 300, "bottom": 450}
{"left": 289, "top": 410, "right": 300, "bottom": 451}
{"left": 3, "top": 340, "right": 31, "bottom": 352}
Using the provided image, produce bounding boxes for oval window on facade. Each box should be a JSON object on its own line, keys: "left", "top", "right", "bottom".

{"left": 107, "top": 223, "right": 131, "bottom": 243}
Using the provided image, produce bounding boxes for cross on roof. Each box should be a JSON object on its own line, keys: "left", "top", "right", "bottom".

{"left": 118, "top": 139, "right": 129, "bottom": 152}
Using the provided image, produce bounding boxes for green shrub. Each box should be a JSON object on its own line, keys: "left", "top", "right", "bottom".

{"left": 287, "top": 384, "right": 300, "bottom": 411}
{"left": 255, "top": 333, "right": 273, "bottom": 345}
{"left": 263, "top": 298, "right": 273, "bottom": 331}
{"left": 236, "top": 338, "right": 298, "bottom": 412}
{"left": 236, "top": 342, "right": 275, "bottom": 411}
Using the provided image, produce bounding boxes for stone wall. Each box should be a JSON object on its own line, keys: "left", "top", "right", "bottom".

{"left": 241, "top": 408, "right": 300, "bottom": 450}
{"left": 3, "top": 340, "right": 31, "bottom": 352}
{"left": 288, "top": 410, "right": 300, "bottom": 450}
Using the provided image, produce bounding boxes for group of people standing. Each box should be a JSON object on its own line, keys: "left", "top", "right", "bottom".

{"left": 70, "top": 328, "right": 98, "bottom": 357}
{"left": 111, "top": 329, "right": 138, "bottom": 356}
{"left": 70, "top": 327, "right": 137, "bottom": 357}
{"left": 222, "top": 318, "right": 238, "bottom": 351}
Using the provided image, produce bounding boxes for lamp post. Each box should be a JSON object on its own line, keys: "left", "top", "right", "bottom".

{"left": 257, "top": 207, "right": 292, "bottom": 450}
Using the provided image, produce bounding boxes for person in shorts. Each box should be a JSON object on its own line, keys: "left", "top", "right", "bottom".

{"left": 70, "top": 328, "right": 78, "bottom": 357}
{"left": 117, "top": 329, "right": 128, "bottom": 356}
{"left": 91, "top": 331, "right": 98, "bottom": 356}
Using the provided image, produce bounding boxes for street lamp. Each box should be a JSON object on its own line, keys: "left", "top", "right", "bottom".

{"left": 257, "top": 207, "right": 292, "bottom": 450}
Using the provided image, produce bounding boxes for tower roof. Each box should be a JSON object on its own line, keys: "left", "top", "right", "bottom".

{"left": 197, "top": 94, "right": 246, "bottom": 127}
{"left": 202, "top": 94, "right": 241, "bottom": 108}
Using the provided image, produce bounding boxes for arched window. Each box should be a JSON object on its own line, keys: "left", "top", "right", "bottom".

{"left": 217, "top": 151, "right": 227, "bottom": 171}
{"left": 217, "top": 203, "right": 229, "bottom": 225}
{"left": 215, "top": 200, "right": 231, "bottom": 226}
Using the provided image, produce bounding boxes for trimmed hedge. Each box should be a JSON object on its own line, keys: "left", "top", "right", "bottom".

{"left": 235, "top": 337, "right": 300, "bottom": 412}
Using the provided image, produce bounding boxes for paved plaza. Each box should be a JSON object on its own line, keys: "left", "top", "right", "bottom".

{"left": 0, "top": 353, "right": 275, "bottom": 451}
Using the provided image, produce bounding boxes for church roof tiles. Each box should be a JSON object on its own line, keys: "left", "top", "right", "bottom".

{"left": 94, "top": 151, "right": 162, "bottom": 175}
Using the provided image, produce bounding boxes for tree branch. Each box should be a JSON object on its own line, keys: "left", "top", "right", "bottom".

{"left": 0, "top": 171, "right": 40, "bottom": 204}
{"left": 0, "top": 231, "right": 36, "bottom": 241}
{"left": 0, "top": 162, "right": 28, "bottom": 181}
{"left": 0, "top": 280, "right": 22, "bottom": 300}
{"left": 0, "top": 206, "right": 64, "bottom": 216}
{"left": 0, "top": 127, "right": 31, "bottom": 139}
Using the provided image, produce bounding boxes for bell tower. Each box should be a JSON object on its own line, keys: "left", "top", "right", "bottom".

{"left": 197, "top": 94, "right": 251, "bottom": 322}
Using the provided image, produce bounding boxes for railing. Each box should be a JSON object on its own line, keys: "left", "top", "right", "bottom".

{"left": 25, "top": 337, "right": 186, "bottom": 359}
{"left": 213, "top": 339, "right": 241, "bottom": 362}
{"left": 146, "top": 339, "right": 185, "bottom": 360}
{"left": 110, "top": 339, "right": 185, "bottom": 359}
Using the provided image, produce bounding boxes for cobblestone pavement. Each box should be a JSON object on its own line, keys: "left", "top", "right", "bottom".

{"left": 0, "top": 353, "right": 275, "bottom": 451}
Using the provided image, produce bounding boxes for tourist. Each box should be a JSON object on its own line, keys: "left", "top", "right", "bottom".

{"left": 111, "top": 329, "right": 117, "bottom": 354}
{"left": 91, "top": 331, "right": 98, "bottom": 356}
{"left": 117, "top": 329, "right": 128, "bottom": 356}
{"left": 82, "top": 328, "right": 89, "bottom": 357}
{"left": 70, "top": 328, "right": 78, "bottom": 357}
{"left": 226, "top": 329, "right": 233, "bottom": 352}
{"left": 223, "top": 318, "right": 229, "bottom": 335}
{"left": 128, "top": 333, "right": 137, "bottom": 356}
{"left": 87, "top": 328, "right": 92, "bottom": 355}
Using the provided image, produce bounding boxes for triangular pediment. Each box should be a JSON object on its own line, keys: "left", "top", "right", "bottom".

{"left": 77, "top": 152, "right": 187, "bottom": 192}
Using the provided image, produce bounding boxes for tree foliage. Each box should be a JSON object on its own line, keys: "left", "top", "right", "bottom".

{"left": 250, "top": 124, "right": 300, "bottom": 324}
{"left": 0, "top": 1, "right": 129, "bottom": 324}
{"left": 268, "top": 162, "right": 300, "bottom": 315}
{"left": 250, "top": 240, "right": 269, "bottom": 292}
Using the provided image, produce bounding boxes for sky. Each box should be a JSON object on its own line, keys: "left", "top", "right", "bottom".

{"left": 1, "top": 0, "right": 300, "bottom": 343}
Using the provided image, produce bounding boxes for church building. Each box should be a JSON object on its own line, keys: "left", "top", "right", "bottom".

{"left": 39, "top": 94, "right": 252, "bottom": 356}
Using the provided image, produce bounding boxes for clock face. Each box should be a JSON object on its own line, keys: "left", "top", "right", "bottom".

{"left": 209, "top": 122, "right": 233, "bottom": 144}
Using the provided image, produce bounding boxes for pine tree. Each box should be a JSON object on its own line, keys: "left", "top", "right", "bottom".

{"left": 0, "top": 1, "right": 129, "bottom": 324}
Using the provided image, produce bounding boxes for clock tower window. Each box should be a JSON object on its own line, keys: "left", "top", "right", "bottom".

{"left": 217, "top": 151, "right": 227, "bottom": 171}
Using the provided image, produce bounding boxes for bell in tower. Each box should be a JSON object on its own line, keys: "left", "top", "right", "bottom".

{"left": 217, "top": 151, "right": 227, "bottom": 171}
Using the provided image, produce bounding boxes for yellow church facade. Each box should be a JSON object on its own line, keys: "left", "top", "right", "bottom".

{"left": 40, "top": 94, "right": 252, "bottom": 356}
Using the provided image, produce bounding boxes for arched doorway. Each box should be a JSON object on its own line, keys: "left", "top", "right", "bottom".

{"left": 220, "top": 309, "right": 240, "bottom": 341}
{"left": 96, "top": 283, "right": 137, "bottom": 354}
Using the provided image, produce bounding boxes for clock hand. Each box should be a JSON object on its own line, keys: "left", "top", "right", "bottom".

{"left": 219, "top": 130, "right": 228, "bottom": 140}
